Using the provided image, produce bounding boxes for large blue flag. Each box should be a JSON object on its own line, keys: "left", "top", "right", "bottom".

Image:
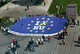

{"left": 8, "top": 16, "right": 67, "bottom": 36}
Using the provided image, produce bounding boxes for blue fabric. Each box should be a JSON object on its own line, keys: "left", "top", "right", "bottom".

{"left": 10, "top": 16, "right": 67, "bottom": 34}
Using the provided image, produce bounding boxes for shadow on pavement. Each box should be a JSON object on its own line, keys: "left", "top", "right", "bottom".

{"left": 58, "top": 43, "right": 62, "bottom": 45}
{"left": 74, "top": 41, "right": 80, "bottom": 47}
{"left": 75, "top": 45, "right": 80, "bottom": 47}
{"left": 74, "top": 41, "right": 80, "bottom": 44}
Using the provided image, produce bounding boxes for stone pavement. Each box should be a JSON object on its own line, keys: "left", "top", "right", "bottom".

{"left": 0, "top": 0, "right": 80, "bottom": 54}
{"left": 0, "top": 0, "right": 52, "bottom": 18}
{"left": 58, "top": 16, "right": 80, "bottom": 54}
{"left": 0, "top": 20, "right": 80, "bottom": 54}
{"left": 0, "top": 31, "right": 59, "bottom": 54}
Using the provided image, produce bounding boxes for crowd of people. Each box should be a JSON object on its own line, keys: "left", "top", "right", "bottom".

{"left": 58, "top": 28, "right": 68, "bottom": 45}
{"left": 57, "top": 17, "right": 80, "bottom": 45}
{"left": 5, "top": 35, "right": 51, "bottom": 54}
{"left": 25, "top": 35, "right": 51, "bottom": 52}
{"left": 5, "top": 38, "right": 20, "bottom": 54}
{"left": 4, "top": 17, "right": 80, "bottom": 54}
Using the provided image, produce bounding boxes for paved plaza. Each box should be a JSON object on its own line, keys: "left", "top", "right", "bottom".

{"left": 0, "top": 19, "right": 80, "bottom": 54}
{"left": 0, "top": 0, "right": 80, "bottom": 54}
{"left": 0, "top": 0, "right": 52, "bottom": 18}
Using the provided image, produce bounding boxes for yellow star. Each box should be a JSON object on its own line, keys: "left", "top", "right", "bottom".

{"left": 42, "top": 18, "right": 45, "bottom": 19}
{"left": 35, "top": 31, "right": 38, "bottom": 33}
{"left": 50, "top": 21, "right": 53, "bottom": 23}
{"left": 36, "top": 18, "right": 39, "bottom": 20}
{"left": 28, "top": 24, "right": 30, "bottom": 26}
{"left": 47, "top": 28, "right": 50, "bottom": 30}
{"left": 31, "top": 21, "right": 34, "bottom": 23}
{"left": 51, "top": 24, "right": 53, "bottom": 26}
{"left": 47, "top": 18, "right": 50, "bottom": 20}
{"left": 30, "top": 30, "right": 33, "bottom": 32}
{"left": 42, "top": 30, "right": 44, "bottom": 32}
{"left": 39, "top": 21, "right": 47, "bottom": 26}
{"left": 27, "top": 27, "right": 30, "bottom": 29}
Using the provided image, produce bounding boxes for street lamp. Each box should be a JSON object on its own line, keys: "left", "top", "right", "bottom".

{"left": 56, "top": 5, "right": 63, "bottom": 17}
{"left": 56, "top": 5, "right": 59, "bottom": 17}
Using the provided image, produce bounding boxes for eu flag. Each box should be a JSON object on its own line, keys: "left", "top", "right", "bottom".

{"left": 8, "top": 16, "right": 67, "bottom": 36}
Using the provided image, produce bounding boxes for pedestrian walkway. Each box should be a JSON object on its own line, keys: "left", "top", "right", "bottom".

{"left": 58, "top": 24, "right": 80, "bottom": 54}
{"left": 0, "top": 0, "right": 52, "bottom": 18}
{"left": 0, "top": 19, "right": 80, "bottom": 54}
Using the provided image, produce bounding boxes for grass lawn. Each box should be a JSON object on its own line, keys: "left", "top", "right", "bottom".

{"left": 0, "top": 1, "right": 8, "bottom": 8}
{"left": 0, "top": 17, "right": 14, "bottom": 27}
{"left": 48, "top": 0, "right": 80, "bottom": 14}
{"left": 0, "top": 0, "right": 11, "bottom": 8}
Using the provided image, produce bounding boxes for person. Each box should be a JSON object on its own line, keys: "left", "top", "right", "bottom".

{"left": 30, "top": 37, "right": 35, "bottom": 51}
{"left": 65, "top": 29, "right": 68, "bottom": 36}
{"left": 5, "top": 46, "right": 11, "bottom": 54}
{"left": 48, "top": 36, "right": 51, "bottom": 42}
{"left": 62, "top": 31, "right": 65, "bottom": 39}
{"left": 6, "top": 6, "right": 9, "bottom": 10}
{"left": 13, "top": 37, "right": 16, "bottom": 45}
{"left": 65, "top": 22, "right": 68, "bottom": 28}
{"left": 41, "top": 38, "right": 44, "bottom": 45}
{"left": 13, "top": 45, "right": 17, "bottom": 54}
{"left": 62, "top": 39, "right": 65, "bottom": 45}
{"left": 67, "top": 19, "right": 69, "bottom": 25}
{"left": 77, "top": 20, "right": 79, "bottom": 26}
{"left": 1, "top": 27, "right": 6, "bottom": 32}
{"left": 44, "top": 2, "right": 46, "bottom": 6}
{"left": 31, "top": 44, "right": 34, "bottom": 51}
{"left": 35, "top": 40, "right": 39, "bottom": 47}
{"left": 71, "top": 16, "right": 75, "bottom": 25}
{"left": 15, "top": 40, "right": 20, "bottom": 48}
{"left": 38, "top": 38, "right": 40, "bottom": 45}
{"left": 58, "top": 33, "right": 60, "bottom": 40}
{"left": 31, "top": 37, "right": 34, "bottom": 44}
{"left": 8, "top": 46, "right": 11, "bottom": 51}
{"left": 26, "top": 41, "right": 31, "bottom": 51}
{"left": 40, "top": 38, "right": 44, "bottom": 45}
{"left": 42, "top": 35, "right": 45, "bottom": 41}
{"left": 5, "top": 46, "right": 10, "bottom": 54}
{"left": 32, "top": 14, "right": 35, "bottom": 17}
{"left": 11, "top": 42, "right": 14, "bottom": 50}
{"left": 27, "top": 5, "right": 29, "bottom": 10}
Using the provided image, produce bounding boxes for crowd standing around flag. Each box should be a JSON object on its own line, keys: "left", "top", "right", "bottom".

{"left": 1, "top": 14, "right": 79, "bottom": 54}
{"left": 5, "top": 26, "right": 69, "bottom": 54}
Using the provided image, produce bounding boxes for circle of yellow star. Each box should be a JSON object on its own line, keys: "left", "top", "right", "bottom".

{"left": 30, "top": 30, "right": 33, "bottom": 32}
{"left": 42, "top": 30, "right": 44, "bottom": 32}
{"left": 28, "top": 24, "right": 30, "bottom": 26}
{"left": 27, "top": 27, "right": 30, "bottom": 29}
{"left": 47, "top": 28, "right": 50, "bottom": 30}
{"left": 35, "top": 31, "right": 38, "bottom": 33}
{"left": 36, "top": 18, "right": 39, "bottom": 20}
{"left": 50, "top": 21, "right": 53, "bottom": 23}
{"left": 31, "top": 21, "right": 34, "bottom": 23}
{"left": 42, "top": 18, "right": 45, "bottom": 19}
{"left": 51, "top": 24, "right": 53, "bottom": 26}
{"left": 47, "top": 18, "right": 50, "bottom": 20}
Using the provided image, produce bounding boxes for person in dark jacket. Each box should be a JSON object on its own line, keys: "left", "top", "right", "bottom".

{"left": 77, "top": 20, "right": 79, "bottom": 26}
{"left": 42, "top": 35, "right": 45, "bottom": 41}
{"left": 27, "top": 5, "right": 29, "bottom": 10}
